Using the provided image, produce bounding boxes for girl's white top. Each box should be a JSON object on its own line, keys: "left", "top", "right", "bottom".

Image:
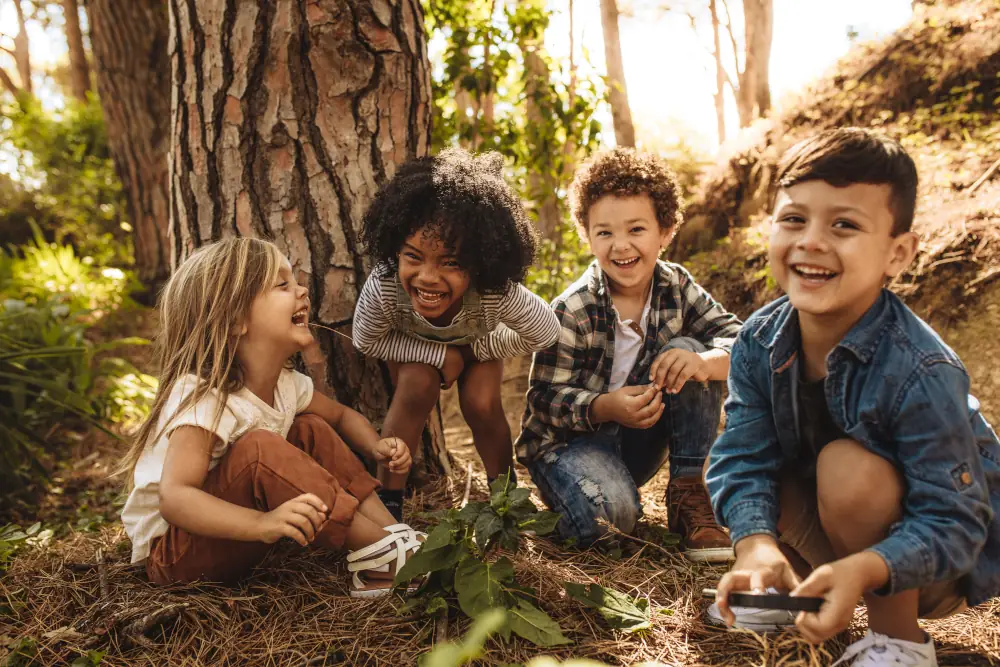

{"left": 121, "top": 369, "right": 314, "bottom": 564}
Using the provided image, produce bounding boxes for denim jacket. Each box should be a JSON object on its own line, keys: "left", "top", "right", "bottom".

{"left": 706, "top": 290, "right": 1000, "bottom": 606}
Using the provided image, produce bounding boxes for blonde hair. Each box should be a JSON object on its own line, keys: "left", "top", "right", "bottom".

{"left": 116, "top": 237, "right": 285, "bottom": 488}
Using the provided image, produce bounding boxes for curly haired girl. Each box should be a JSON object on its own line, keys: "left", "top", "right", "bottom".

{"left": 119, "top": 237, "right": 423, "bottom": 598}
{"left": 354, "top": 148, "right": 559, "bottom": 519}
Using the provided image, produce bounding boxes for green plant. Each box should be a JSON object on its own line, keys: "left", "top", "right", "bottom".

{"left": 563, "top": 583, "right": 651, "bottom": 633}
{"left": 394, "top": 474, "right": 568, "bottom": 647}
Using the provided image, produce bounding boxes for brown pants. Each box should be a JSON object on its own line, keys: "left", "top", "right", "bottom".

{"left": 146, "top": 414, "right": 379, "bottom": 585}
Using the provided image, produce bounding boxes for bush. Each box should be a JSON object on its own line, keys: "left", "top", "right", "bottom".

{"left": 0, "top": 232, "right": 154, "bottom": 492}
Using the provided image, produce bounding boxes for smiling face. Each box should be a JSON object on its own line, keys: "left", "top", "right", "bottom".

{"left": 397, "top": 228, "right": 472, "bottom": 324}
{"left": 769, "top": 180, "right": 918, "bottom": 323}
{"left": 241, "top": 259, "right": 313, "bottom": 354}
{"left": 586, "top": 195, "right": 672, "bottom": 295}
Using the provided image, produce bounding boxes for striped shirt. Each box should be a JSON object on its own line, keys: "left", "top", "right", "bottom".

{"left": 353, "top": 265, "right": 560, "bottom": 367}
{"left": 516, "top": 259, "right": 743, "bottom": 462}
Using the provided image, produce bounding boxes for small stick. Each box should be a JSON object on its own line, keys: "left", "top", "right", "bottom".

{"left": 969, "top": 156, "right": 1000, "bottom": 194}
{"left": 309, "top": 322, "right": 354, "bottom": 343}
{"left": 434, "top": 613, "right": 449, "bottom": 644}
{"left": 119, "top": 602, "right": 190, "bottom": 647}
{"left": 459, "top": 462, "right": 473, "bottom": 508}
{"left": 96, "top": 548, "right": 109, "bottom": 599}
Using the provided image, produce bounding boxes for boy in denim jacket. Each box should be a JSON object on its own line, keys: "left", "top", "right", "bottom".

{"left": 706, "top": 128, "right": 1000, "bottom": 666}
{"left": 517, "top": 149, "right": 742, "bottom": 561}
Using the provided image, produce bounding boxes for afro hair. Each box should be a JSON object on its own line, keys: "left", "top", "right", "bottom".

{"left": 360, "top": 148, "right": 537, "bottom": 293}
{"left": 569, "top": 148, "right": 684, "bottom": 239}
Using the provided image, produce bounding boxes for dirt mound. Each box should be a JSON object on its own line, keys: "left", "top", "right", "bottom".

{"left": 672, "top": 0, "right": 1000, "bottom": 326}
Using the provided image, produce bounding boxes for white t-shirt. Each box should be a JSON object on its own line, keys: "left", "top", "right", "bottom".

{"left": 608, "top": 285, "right": 654, "bottom": 391}
{"left": 121, "top": 368, "right": 314, "bottom": 563}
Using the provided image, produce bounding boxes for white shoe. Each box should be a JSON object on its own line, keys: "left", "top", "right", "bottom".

{"left": 705, "top": 598, "right": 797, "bottom": 632}
{"left": 832, "top": 630, "right": 938, "bottom": 666}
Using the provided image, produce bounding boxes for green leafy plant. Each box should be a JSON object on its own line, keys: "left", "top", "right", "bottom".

{"left": 563, "top": 583, "right": 651, "bottom": 633}
{"left": 394, "top": 474, "right": 569, "bottom": 647}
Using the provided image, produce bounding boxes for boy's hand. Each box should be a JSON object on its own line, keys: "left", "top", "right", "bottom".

{"left": 793, "top": 552, "right": 886, "bottom": 643}
{"left": 373, "top": 436, "right": 411, "bottom": 475}
{"left": 255, "top": 493, "right": 328, "bottom": 546}
{"left": 592, "top": 384, "right": 663, "bottom": 429}
{"left": 441, "top": 346, "right": 466, "bottom": 389}
{"left": 650, "top": 348, "right": 711, "bottom": 394}
{"left": 715, "top": 535, "right": 801, "bottom": 626}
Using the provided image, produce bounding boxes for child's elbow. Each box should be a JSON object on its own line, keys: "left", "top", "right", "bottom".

{"left": 157, "top": 483, "right": 184, "bottom": 524}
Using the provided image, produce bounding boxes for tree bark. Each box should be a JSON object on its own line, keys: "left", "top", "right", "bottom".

{"left": 709, "top": 0, "right": 726, "bottom": 144}
{"left": 522, "top": 34, "right": 560, "bottom": 241}
{"left": 62, "top": 0, "right": 91, "bottom": 101}
{"left": 88, "top": 0, "right": 172, "bottom": 290}
{"left": 737, "top": 0, "right": 772, "bottom": 125}
{"left": 167, "top": 0, "right": 448, "bottom": 479}
{"left": 598, "top": 0, "right": 634, "bottom": 147}
{"left": 13, "top": 0, "right": 31, "bottom": 94}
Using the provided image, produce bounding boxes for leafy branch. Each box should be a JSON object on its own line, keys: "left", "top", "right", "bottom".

{"left": 394, "top": 473, "right": 569, "bottom": 647}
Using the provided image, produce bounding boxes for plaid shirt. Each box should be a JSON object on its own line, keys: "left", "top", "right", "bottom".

{"left": 516, "top": 260, "right": 743, "bottom": 462}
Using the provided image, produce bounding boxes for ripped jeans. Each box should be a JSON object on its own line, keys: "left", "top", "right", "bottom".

{"left": 527, "top": 338, "right": 724, "bottom": 546}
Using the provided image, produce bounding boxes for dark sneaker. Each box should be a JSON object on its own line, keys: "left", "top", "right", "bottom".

{"left": 667, "top": 476, "right": 734, "bottom": 562}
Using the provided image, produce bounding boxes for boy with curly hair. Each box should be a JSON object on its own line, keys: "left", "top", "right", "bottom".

{"left": 706, "top": 128, "right": 1000, "bottom": 664}
{"left": 517, "top": 148, "right": 742, "bottom": 560}
{"left": 354, "top": 148, "right": 559, "bottom": 520}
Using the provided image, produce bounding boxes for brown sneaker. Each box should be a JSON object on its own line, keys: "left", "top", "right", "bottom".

{"left": 667, "top": 476, "right": 734, "bottom": 563}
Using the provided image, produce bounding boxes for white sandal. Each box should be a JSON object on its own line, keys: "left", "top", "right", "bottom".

{"left": 385, "top": 523, "right": 427, "bottom": 542}
{"left": 346, "top": 531, "right": 422, "bottom": 599}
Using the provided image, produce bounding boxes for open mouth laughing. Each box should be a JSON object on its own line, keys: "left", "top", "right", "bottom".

{"left": 414, "top": 288, "right": 447, "bottom": 307}
{"left": 611, "top": 256, "right": 640, "bottom": 268}
{"left": 292, "top": 308, "right": 309, "bottom": 327}
{"left": 790, "top": 263, "right": 838, "bottom": 283}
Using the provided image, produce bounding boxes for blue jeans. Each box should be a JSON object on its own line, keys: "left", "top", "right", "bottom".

{"left": 527, "top": 338, "right": 724, "bottom": 545}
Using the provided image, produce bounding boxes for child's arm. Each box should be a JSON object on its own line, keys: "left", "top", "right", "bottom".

{"left": 353, "top": 270, "right": 449, "bottom": 368}
{"left": 470, "top": 283, "right": 560, "bottom": 362}
{"left": 304, "top": 391, "right": 410, "bottom": 474}
{"left": 158, "top": 426, "right": 329, "bottom": 545}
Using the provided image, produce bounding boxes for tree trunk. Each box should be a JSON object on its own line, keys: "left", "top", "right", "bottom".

{"left": 522, "top": 34, "right": 560, "bottom": 241}
{"left": 62, "top": 0, "right": 91, "bottom": 101}
{"left": 13, "top": 0, "right": 31, "bottom": 94}
{"left": 167, "top": 0, "right": 449, "bottom": 479}
{"left": 88, "top": 0, "right": 172, "bottom": 291}
{"left": 737, "top": 0, "right": 772, "bottom": 125}
{"left": 709, "top": 0, "right": 726, "bottom": 144}
{"left": 598, "top": 0, "right": 634, "bottom": 147}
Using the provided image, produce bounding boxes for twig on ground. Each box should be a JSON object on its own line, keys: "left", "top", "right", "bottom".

{"left": 96, "top": 548, "right": 109, "bottom": 599}
{"left": 434, "top": 612, "right": 449, "bottom": 644}
{"left": 969, "top": 156, "right": 1000, "bottom": 194}
{"left": 459, "top": 462, "right": 472, "bottom": 508}
{"left": 119, "top": 602, "right": 190, "bottom": 648}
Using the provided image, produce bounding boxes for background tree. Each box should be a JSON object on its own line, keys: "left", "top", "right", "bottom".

{"left": 167, "top": 0, "right": 448, "bottom": 478}
{"left": 599, "top": 0, "right": 635, "bottom": 147}
{"left": 88, "top": 0, "right": 171, "bottom": 290}
{"left": 61, "top": 0, "right": 89, "bottom": 101}
{"left": 733, "top": 0, "right": 772, "bottom": 124}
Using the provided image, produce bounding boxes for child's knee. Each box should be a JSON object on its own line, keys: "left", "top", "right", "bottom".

{"left": 395, "top": 363, "right": 442, "bottom": 406}
{"left": 665, "top": 336, "right": 707, "bottom": 353}
{"left": 816, "top": 438, "right": 903, "bottom": 522}
{"left": 460, "top": 386, "right": 504, "bottom": 427}
{"left": 562, "top": 475, "right": 641, "bottom": 543}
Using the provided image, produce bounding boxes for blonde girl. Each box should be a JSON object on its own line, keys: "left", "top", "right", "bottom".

{"left": 118, "top": 237, "right": 422, "bottom": 598}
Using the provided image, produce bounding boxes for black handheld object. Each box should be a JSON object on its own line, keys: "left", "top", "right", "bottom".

{"left": 702, "top": 588, "right": 824, "bottom": 613}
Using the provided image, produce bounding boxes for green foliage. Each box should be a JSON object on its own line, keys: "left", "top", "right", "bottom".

{"left": 563, "top": 583, "right": 651, "bottom": 633}
{"left": 2, "top": 637, "right": 38, "bottom": 667}
{"left": 70, "top": 651, "right": 105, "bottom": 667}
{"left": 0, "top": 231, "right": 154, "bottom": 492}
{"left": 425, "top": 0, "right": 605, "bottom": 299}
{"left": 396, "top": 473, "right": 569, "bottom": 648}
{"left": 0, "top": 93, "right": 129, "bottom": 266}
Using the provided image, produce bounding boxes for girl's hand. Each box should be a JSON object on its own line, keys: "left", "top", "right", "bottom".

{"left": 256, "top": 493, "right": 328, "bottom": 546}
{"left": 374, "top": 436, "right": 411, "bottom": 474}
{"left": 716, "top": 535, "right": 801, "bottom": 626}
{"left": 649, "top": 349, "right": 711, "bottom": 394}
{"left": 592, "top": 384, "right": 663, "bottom": 428}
